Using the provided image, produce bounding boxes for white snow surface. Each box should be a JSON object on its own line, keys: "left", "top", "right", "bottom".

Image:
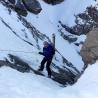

{"left": 0, "top": 61, "right": 98, "bottom": 98}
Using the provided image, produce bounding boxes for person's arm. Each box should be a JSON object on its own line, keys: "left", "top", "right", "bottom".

{"left": 38, "top": 48, "right": 44, "bottom": 55}
{"left": 38, "top": 52, "right": 43, "bottom": 55}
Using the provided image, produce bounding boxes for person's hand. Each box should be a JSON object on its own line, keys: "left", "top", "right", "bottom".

{"left": 38, "top": 52, "right": 43, "bottom": 55}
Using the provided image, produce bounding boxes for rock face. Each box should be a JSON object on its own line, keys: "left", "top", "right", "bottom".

{"left": 22, "top": 0, "right": 42, "bottom": 14}
{"left": 59, "top": 6, "right": 98, "bottom": 35}
{"left": 15, "top": 1, "right": 28, "bottom": 16}
{"left": 43, "top": 0, "right": 64, "bottom": 5}
{"left": 80, "top": 28, "right": 98, "bottom": 65}
{"left": 2, "top": 0, "right": 42, "bottom": 16}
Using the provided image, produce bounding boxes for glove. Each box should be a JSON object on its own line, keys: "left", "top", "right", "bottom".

{"left": 38, "top": 52, "right": 43, "bottom": 55}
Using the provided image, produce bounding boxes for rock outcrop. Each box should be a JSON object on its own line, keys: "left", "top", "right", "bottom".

{"left": 43, "top": 0, "right": 64, "bottom": 5}
{"left": 1, "top": 0, "right": 42, "bottom": 16}
{"left": 59, "top": 6, "right": 98, "bottom": 35}
{"left": 22, "top": 0, "right": 42, "bottom": 14}
{"left": 15, "top": 1, "right": 27, "bottom": 16}
{"left": 80, "top": 28, "right": 98, "bottom": 66}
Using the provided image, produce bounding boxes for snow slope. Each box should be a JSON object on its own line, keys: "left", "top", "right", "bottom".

{"left": 0, "top": 61, "right": 98, "bottom": 98}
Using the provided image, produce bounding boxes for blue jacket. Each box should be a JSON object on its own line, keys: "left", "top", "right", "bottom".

{"left": 43, "top": 44, "right": 55, "bottom": 60}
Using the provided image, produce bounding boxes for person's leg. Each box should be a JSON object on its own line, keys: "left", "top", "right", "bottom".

{"left": 39, "top": 57, "right": 47, "bottom": 71}
{"left": 46, "top": 59, "right": 52, "bottom": 77}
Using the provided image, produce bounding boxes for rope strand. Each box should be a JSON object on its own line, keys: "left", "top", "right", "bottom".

{"left": 0, "top": 49, "right": 39, "bottom": 54}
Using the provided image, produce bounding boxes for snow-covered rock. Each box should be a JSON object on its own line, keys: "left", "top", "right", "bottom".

{"left": 0, "top": 1, "right": 81, "bottom": 85}
{"left": 0, "top": 0, "right": 98, "bottom": 97}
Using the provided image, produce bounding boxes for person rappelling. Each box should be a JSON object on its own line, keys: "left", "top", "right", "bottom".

{"left": 38, "top": 34, "right": 55, "bottom": 78}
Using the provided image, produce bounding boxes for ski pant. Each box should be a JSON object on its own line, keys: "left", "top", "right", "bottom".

{"left": 40, "top": 57, "right": 52, "bottom": 76}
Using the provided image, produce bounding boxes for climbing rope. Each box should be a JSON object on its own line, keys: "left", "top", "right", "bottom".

{"left": 0, "top": 49, "right": 39, "bottom": 54}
